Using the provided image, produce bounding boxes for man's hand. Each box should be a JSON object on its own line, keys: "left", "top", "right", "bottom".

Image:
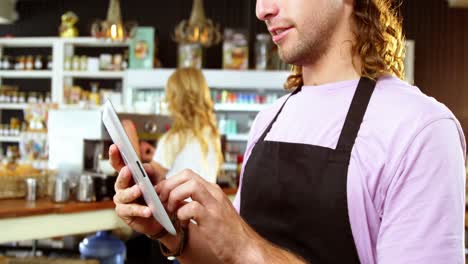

{"left": 109, "top": 144, "right": 165, "bottom": 237}
{"left": 155, "top": 169, "right": 261, "bottom": 263}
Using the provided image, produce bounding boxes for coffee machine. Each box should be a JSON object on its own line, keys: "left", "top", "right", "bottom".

{"left": 48, "top": 109, "right": 171, "bottom": 200}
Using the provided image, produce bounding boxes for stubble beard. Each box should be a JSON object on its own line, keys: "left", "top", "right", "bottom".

{"left": 278, "top": 16, "right": 339, "bottom": 67}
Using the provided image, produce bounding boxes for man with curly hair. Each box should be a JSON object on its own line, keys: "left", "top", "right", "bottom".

{"left": 111, "top": 0, "right": 466, "bottom": 263}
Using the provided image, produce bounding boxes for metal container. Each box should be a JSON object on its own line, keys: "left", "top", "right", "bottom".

{"left": 77, "top": 174, "right": 95, "bottom": 202}
{"left": 25, "top": 178, "right": 37, "bottom": 201}
{"left": 53, "top": 177, "right": 70, "bottom": 203}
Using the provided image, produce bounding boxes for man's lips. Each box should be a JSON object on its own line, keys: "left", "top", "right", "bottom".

{"left": 269, "top": 26, "right": 293, "bottom": 43}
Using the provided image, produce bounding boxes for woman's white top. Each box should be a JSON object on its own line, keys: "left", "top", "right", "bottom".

{"left": 153, "top": 129, "right": 219, "bottom": 183}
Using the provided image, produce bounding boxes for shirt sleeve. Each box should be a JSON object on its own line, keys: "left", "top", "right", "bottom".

{"left": 377, "top": 118, "right": 466, "bottom": 264}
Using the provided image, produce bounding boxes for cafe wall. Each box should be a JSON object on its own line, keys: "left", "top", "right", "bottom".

{"left": 1, "top": 0, "right": 468, "bottom": 135}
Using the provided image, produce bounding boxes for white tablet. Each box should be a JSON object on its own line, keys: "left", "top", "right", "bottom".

{"left": 102, "top": 100, "right": 176, "bottom": 236}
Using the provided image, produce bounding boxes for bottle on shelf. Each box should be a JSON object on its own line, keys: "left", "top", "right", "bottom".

{"left": 16, "top": 56, "right": 25, "bottom": 70}
{"left": 45, "top": 92, "right": 51, "bottom": 103}
{"left": 28, "top": 92, "right": 38, "bottom": 104}
{"left": 89, "top": 82, "right": 100, "bottom": 106}
{"left": 2, "top": 56, "right": 11, "bottom": 70}
{"left": 25, "top": 55, "right": 34, "bottom": 70}
{"left": 47, "top": 55, "right": 53, "bottom": 70}
{"left": 113, "top": 54, "right": 122, "bottom": 71}
{"left": 80, "top": 56, "right": 88, "bottom": 71}
{"left": 18, "top": 92, "right": 26, "bottom": 103}
{"left": 34, "top": 55, "right": 43, "bottom": 70}
{"left": 64, "top": 56, "right": 72, "bottom": 71}
{"left": 72, "top": 56, "right": 80, "bottom": 71}
{"left": 11, "top": 91, "right": 18, "bottom": 103}
{"left": 122, "top": 50, "right": 129, "bottom": 70}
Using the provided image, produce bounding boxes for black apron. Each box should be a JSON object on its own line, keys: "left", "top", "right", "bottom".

{"left": 240, "top": 77, "right": 376, "bottom": 263}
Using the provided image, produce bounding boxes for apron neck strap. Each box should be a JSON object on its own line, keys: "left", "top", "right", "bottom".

{"left": 257, "top": 77, "right": 376, "bottom": 146}
{"left": 258, "top": 85, "right": 302, "bottom": 142}
{"left": 335, "top": 77, "right": 376, "bottom": 152}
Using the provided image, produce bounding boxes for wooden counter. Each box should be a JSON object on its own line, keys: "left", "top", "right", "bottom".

{"left": 0, "top": 198, "right": 126, "bottom": 244}
{"left": 0, "top": 188, "right": 238, "bottom": 243}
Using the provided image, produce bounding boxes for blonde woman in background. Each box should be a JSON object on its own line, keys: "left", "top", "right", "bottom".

{"left": 119, "top": 68, "right": 223, "bottom": 264}
{"left": 122, "top": 67, "right": 223, "bottom": 184}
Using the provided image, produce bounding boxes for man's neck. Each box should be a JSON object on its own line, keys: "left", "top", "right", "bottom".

{"left": 302, "top": 46, "right": 361, "bottom": 86}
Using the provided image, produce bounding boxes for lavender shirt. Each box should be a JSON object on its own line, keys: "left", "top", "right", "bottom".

{"left": 233, "top": 76, "right": 466, "bottom": 263}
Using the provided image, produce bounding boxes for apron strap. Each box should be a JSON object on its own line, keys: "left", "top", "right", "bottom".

{"left": 333, "top": 77, "right": 376, "bottom": 161}
{"left": 258, "top": 86, "right": 302, "bottom": 142}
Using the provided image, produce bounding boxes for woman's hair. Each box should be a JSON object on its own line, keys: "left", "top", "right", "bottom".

{"left": 285, "top": 0, "right": 405, "bottom": 90}
{"left": 164, "top": 67, "right": 223, "bottom": 173}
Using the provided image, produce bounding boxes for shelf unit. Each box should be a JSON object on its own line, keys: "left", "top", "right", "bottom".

{"left": 0, "top": 37, "right": 130, "bottom": 145}
{"left": 124, "top": 69, "right": 288, "bottom": 150}
{"left": 124, "top": 69, "right": 288, "bottom": 106}
{"left": 0, "top": 37, "right": 130, "bottom": 105}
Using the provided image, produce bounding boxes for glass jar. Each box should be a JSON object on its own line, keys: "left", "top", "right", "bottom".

{"left": 178, "top": 43, "right": 202, "bottom": 69}
{"left": 80, "top": 56, "right": 88, "bottom": 71}
{"left": 223, "top": 30, "right": 249, "bottom": 70}
{"left": 255, "top": 33, "right": 273, "bottom": 70}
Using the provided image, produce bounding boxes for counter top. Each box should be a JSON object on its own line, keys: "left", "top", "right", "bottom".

{"left": 0, "top": 199, "right": 115, "bottom": 219}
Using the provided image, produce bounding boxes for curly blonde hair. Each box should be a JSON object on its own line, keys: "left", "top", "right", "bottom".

{"left": 285, "top": 0, "right": 405, "bottom": 90}
{"left": 164, "top": 68, "right": 223, "bottom": 174}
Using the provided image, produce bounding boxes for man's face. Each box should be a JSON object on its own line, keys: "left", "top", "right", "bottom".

{"left": 256, "top": 0, "right": 343, "bottom": 65}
